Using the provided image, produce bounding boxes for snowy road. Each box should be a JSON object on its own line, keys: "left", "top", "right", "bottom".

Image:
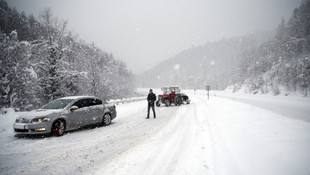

{"left": 1, "top": 94, "right": 310, "bottom": 175}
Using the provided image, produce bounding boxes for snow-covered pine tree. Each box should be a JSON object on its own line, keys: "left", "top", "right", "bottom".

{"left": 0, "top": 2, "right": 135, "bottom": 111}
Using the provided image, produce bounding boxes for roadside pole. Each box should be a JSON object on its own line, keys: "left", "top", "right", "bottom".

{"left": 206, "top": 85, "right": 210, "bottom": 100}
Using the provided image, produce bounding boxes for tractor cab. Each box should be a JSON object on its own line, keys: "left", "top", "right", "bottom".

{"left": 161, "top": 87, "right": 180, "bottom": 94}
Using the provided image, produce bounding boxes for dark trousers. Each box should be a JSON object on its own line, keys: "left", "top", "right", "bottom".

{"left": 147, "top": 103, "right": 156, "bottom": 118}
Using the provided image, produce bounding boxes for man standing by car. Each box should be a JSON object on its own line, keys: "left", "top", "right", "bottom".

{"left": 146, "top": 89, "right": 156, "bottom": 119}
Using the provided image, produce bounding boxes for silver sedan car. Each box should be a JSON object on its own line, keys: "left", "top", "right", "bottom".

{"left": 13, "top": 96, "right": 117, "bottom": 136}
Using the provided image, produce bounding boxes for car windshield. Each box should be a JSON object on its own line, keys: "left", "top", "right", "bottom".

{"left": 41, "top": 99, "right": 74, "bottom": 109}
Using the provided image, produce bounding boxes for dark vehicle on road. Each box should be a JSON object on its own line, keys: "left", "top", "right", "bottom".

{"left": 13, "top": 96, "right": 116, "bottom": 136}
{"left": 180, "top": 93, "right": 190, "bottom": 104}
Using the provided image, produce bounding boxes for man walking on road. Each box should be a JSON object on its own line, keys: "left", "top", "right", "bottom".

{"left": 146, "top": 89, "right": 156, "bottom": 119}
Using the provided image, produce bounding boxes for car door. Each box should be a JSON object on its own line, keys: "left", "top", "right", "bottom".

{"left": 69, "top": 99, "right": 93, "bottom": 128}
{"left": 80, "top": 99, "right": 98, "bottom": 126}
{"left": 88, "top": 98, "right": 104, "bottom": 124}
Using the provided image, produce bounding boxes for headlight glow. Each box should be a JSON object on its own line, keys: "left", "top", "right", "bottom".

{"left": 31, "top": 117, "right": 50, "bottom": 124}
{"left": 34, "top": 128, "right": 46, "bottom": 131}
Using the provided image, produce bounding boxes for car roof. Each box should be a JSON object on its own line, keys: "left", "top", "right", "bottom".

{"left": 59, "top": 96, "right": 98, "bottom": 100}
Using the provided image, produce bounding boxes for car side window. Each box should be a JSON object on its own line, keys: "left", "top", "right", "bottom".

{"left": 84, "top": 99, "right": 95, "bottom": 107}
{"left": 87, "top": 98, "right": 102, "bottom": 106}
{"left": 72, "top": 99, "right": 88, "bottom": 108}
{"left": 72, "top": 100, "right": 82, "bottom": 108}
{"left": 95, "top": 99, "right": 102, "bottom": 105}
{"left": 72, "top": 98, "right": 102, "bottom": 108}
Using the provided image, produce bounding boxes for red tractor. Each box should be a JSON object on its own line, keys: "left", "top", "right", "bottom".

{"left": 156, "top": 87, "right": 186, "bottom": 107}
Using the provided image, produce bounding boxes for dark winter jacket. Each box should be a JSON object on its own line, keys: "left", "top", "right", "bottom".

{"left": 147, "top": 93, "right": 156, "bottom": 105}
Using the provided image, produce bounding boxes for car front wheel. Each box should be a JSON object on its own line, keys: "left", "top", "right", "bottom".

{"left": 52, "top": 120, "right": 66, "bottom": 136}
{"left": 103, "top": 114, "right": 111, "bottom": 126}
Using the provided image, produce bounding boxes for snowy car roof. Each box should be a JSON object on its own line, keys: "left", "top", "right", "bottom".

{"left": 59, "top": 96, "right": 97, "bottom": 100}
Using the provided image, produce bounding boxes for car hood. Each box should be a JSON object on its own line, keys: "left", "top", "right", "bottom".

{"left": 17, "top": 109, "right": 64, "bottom": 119}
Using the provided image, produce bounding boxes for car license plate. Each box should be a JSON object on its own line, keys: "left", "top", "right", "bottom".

{"left": 14, "top": 123, "right": 26, "bottom": 129}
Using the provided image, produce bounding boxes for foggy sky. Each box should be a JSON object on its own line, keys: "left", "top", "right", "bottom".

{"left": 8, "top": 0, "right": 302, "bottom": 74}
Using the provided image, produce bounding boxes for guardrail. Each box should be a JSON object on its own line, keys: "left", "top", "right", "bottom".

{"left": 108, "top": 96, "right": 146, "bottom": 105}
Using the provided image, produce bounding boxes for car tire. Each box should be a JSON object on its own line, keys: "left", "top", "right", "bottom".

{"left": 102, "top": 113, "right": 112, "bottom": 126}
{"left": 52, "top": 120, "right": 66, "bottom": 136}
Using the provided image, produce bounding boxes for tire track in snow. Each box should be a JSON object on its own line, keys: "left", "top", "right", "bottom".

{"left": 96, "top": 106, "right": 190, "bottom": 175}
{"left": 95, "top": 95, "right": 310, "bottom": 175}
{"left": 97, "top": 96, "right": 215, "bottom": 175}
{"left": 198, "top": 96, "right": 246, "bottom": 175}
{"left": 193, "top": 96, "right": 217, "bottom": 175}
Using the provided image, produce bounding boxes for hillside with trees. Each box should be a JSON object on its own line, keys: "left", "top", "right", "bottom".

{"left": 0, "top": 0, "right": 135, "bottom": 111}
{"left": 137, "top": 31, "right": 272, "bottom": 90}
{"left": 138, "top": 0, "right": 310, "bottom": 96}
{"left": 236, "top": 0, "right": 310, "bottom": 96}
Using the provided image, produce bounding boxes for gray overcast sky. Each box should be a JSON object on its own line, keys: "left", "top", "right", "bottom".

{"left": 8, "top": 0, "right": 302, "bottom": 74}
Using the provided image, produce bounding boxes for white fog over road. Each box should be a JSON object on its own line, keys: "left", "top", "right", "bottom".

{"left": 1, "top": 91, "right": 309, "bottom": 175}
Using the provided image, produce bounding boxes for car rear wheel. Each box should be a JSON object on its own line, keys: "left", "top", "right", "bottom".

{"left": 103, "top": 113, "right": 111, "bottom": 126}
{"left": 52, "top": 120, "right": 66, "bottom": 136}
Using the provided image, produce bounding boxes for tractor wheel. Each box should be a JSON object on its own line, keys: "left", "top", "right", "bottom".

{"left": 175, "top": 96, "right": 182, "bottom": 106}
{"left": 165, "top": 100, "right": 170, "bottom": 107}
{"left": 156, "top": 101, "right": 160, "bottom": 107}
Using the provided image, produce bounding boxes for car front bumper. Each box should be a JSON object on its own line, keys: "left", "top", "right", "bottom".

{"left": 13, "top": 122, "right": 52, "bottom": 135}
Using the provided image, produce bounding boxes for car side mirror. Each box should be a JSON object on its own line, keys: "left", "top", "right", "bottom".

{"left": 70, "top": 106, "right": 79, "bottom": 111}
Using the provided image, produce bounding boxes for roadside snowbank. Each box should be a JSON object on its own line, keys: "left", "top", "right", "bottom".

{"left": 225, "top": 83, "right": 310, "bottom": 97}
{"left": 203, "top": 96, "right": 310, "bottom": 175}
{"left": 209, "top": 90, "right": 310, "bottom": 122}
{"left": 0, "top": 108, "right": 17, "bottom": 140}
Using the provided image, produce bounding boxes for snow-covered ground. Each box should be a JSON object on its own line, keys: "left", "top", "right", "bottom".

{"left": 1, "top": 92, "right": 310, "bottom": 175}
{"left": 211, "top": 90, "right": 310, "bottom": 123}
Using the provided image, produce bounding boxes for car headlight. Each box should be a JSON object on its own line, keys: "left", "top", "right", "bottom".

{"left": 31, "top": 117, "right": 50, "bottom": 124}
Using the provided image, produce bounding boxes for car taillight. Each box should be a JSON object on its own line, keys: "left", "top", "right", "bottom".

{"left": 114, "top": 105, "right": 116, "bottom": 110}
